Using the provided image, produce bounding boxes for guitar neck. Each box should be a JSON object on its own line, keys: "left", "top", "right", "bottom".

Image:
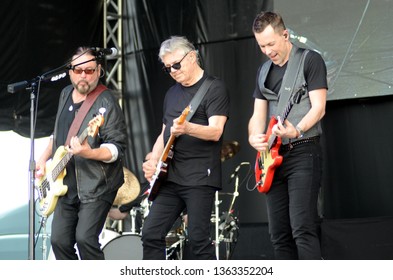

{"left": 159, "top": 105, "right": 190, "bottom": 162}
{"left": 51, "top": 127, "right": 89, "bottom": 181}
{"left": 52, "top": 153, "right": 73, "bottom": 180}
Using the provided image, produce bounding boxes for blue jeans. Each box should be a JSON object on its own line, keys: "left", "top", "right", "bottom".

{"left": 266, "top": 141, "right": 322, "bottom": 259}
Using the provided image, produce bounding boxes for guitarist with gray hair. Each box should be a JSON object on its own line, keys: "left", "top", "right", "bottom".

{"left": 142, "top": 36, "right": 229, "bottom": 260}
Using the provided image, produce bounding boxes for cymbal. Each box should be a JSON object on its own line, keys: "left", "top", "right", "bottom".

{"left": 221, "top": 140, "right": 240, "bottom": 162}
{"left": 113, "top": 167, "right": 141, "bottom": 206}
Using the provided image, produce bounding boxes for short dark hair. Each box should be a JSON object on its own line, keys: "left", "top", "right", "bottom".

{"left": 252, "top": 11, "right": 286, "bottom": 34}
{"left": 71, "top": 46, "right": 102, "bottom": 66}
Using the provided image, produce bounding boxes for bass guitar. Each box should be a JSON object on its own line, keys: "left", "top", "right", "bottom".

{"left": 254, "top": 86, "right": 305, "bottom": 193}
{"left": 36, "top": 114, "right": 104, "bottom": 217}
{"left": 147, "top": 106, "right": 191, "bottom": 201}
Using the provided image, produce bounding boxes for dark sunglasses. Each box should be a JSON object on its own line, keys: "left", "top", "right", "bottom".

{"left": 162, "top": 52, "right": 190, "bottom": 74}
{"left": 71, "top": 67, "right": 97, "bottom": 75}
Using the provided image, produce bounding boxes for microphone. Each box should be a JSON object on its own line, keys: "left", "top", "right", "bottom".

{"left": 230, "top": 162, "right": 250, "bottom": 179}
{"left": 91, "top": 47, "right": 118, "bottom": 56}
{"left": 7, "top": 81, "right": 29, "bottom": 93}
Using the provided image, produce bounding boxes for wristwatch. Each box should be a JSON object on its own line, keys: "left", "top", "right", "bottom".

{"left": 296, "top": 126, "right": 304, "bottom": 139}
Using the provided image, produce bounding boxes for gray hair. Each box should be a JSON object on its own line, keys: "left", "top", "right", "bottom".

{"left": 158, "top": 36, "right": 199, "bottom": 64}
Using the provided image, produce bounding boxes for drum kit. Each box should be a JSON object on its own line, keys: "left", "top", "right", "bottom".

{"left": 49, "top": 140, "right": 242, "bottom": 260}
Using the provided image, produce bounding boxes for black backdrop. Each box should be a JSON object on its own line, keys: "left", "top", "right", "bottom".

{"left": 1, "top": 0, "right": 393, "bottom": 227}
{"left": 0, "top": 0, "right": 103, "bottom": 137}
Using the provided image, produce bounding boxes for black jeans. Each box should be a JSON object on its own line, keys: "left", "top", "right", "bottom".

{"left": 51, "top": 198, "right": 112, "bottom": 260}
{"left": 141, "top": 182, "right": 216, "bottom": 260}
{"left": 266, "top": 141, "right": 322, "bottom": 259}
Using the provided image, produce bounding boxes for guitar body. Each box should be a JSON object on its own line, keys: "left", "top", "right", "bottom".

{"left": 36, "top": 146, "right": 69, "bottom": 217}
{"left": 147, "top": 148, "right": 173, "bottom": 201}
{"left": 254, "top": 116, "right": 283, "bottom": 193}
{"left": 254, "top": 86, "right": 306, "bottom": 193}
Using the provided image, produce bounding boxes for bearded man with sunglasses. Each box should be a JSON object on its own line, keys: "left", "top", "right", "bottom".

{"left": 35, "top": 47, "right": 127, "bottom": 259}
{"left": 141, "top": 36, "right": 229, "bottom": 259}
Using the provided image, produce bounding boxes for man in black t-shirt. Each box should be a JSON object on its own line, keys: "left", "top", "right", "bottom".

{"left": 248, "top": 12, "right": 327, "bottom": 260}
{"left": 141, "top": 36, "right": 229, "bottom": 260}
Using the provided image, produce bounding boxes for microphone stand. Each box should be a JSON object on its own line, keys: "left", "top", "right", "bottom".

{"left": 27, "top": 79, "right": 39, "bottom": 260}
{"left": 7, "top": 66, "right": 69, "bottom": 260}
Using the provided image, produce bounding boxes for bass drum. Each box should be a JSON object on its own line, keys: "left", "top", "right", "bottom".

{"left": 103, "top": 233, "right": 143, "bottom": 260}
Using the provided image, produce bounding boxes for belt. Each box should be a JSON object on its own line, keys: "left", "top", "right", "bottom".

{"left": 279, "top": 136, "right": 320, "bottom": 152}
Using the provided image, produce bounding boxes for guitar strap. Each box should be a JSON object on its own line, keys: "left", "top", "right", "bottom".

{"left": 186, "top": 76, "right": 216, "bottom": 121}
{"left": 275, "top": 46, "right": 309, "bottom": 117}
{"left": 65, "top": 83, "right": 107, "bottom": 146}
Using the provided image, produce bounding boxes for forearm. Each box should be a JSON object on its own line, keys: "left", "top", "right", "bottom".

{"left": 150, "top": 132, "right": 165, "bottom": 163}
{"left": 185, "top": 122, "right": 223, "bottom": 142}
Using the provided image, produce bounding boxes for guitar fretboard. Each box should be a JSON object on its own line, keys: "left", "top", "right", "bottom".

{"left": 50, "top": 127, "right": 90, "bottom": 181}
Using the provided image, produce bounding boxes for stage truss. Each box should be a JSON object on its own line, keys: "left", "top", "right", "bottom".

{"left": 103, "top": 0, "right": 123, "bottom": 101}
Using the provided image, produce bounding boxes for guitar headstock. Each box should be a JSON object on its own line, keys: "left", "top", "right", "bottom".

{"left": 87, "top": 111, "right": 105, "bottom": 137}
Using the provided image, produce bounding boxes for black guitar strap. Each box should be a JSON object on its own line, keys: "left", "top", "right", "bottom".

{"left": 186, "top": 76, "right": 216, "bottom": 121}
{"left": 276, "top": 45, "right": 309, "bottom": 116}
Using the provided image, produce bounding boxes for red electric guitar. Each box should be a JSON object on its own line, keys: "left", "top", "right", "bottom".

{"left": 254, "top": 87, "right": 305, "bottom": 193}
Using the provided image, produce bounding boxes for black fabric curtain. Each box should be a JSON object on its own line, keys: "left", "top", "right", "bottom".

{"left": 0, "top": 0, "right": 103, "bottom": 137}
{"left": 321, "top": 95, "right": 393, "bottom": 219}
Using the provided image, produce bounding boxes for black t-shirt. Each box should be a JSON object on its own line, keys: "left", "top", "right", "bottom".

{"left": 56, "top": 95, "right": 83, "bottom": 203}
{"left": 162, "top": 73, "right": 229, "bottom": 188}
{"left": 253, "top": 50, "right": 328, "bottom": 99}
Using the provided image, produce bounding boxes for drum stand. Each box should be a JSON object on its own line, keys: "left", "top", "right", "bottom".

{"left": 130, "top": 206, "right": 143, "bottom": 235}
{"left": 213, "top": 163, "right": 247, "bottom": 260}
{"left": 214, "top": 191, "right": 220, "bottom": 259}
{"left": 40, "top": 217, "right": 49, "bottom": 260}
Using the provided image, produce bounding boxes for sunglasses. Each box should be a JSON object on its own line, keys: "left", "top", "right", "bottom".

{"left": 71, "top": 67, "right": 97, "bottom": 75}
{"left": 162, "top": 52, "right": 190, "bottom": 74}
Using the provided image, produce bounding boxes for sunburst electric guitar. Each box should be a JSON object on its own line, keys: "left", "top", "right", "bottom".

{"left": 254, "top": 87, "right": 305, "bottom": 193}
{"left": 36, "top": 114, "right": 104, "bottom": 217}
{"left": 147, "top": 106, "right": 191, "bottom": 201}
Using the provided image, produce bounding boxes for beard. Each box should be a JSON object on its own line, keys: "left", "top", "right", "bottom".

{"left": 75, "top": 80, "right": 91, "bottom": 94}
{"left": 72, "top": 78, "right": 99, "bottom": 95}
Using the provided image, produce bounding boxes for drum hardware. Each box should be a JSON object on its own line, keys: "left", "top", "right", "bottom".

{"left": 106, "top": 217, "right": 124, "bottom": 234}
{"left": 166, "top": 234, "right": 186, "bottom": 260}
{"left": 139, "top": 196, "right": 151, "bottom": 219}
{"left": 129, "top": 206, "right": 145, "bottom": 235}
{"left": 212, "top": 162, "right": 249, "bottom": 259}
{"left": 39, "top": 216, "right": 50, "bottom": 260}
{"left": 213, "top": 191, "right": 221, "bottom": 259}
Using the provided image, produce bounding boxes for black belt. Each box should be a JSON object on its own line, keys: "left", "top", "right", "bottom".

{"left": 279, "top": 136, "right": 320, "bottom": 152}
